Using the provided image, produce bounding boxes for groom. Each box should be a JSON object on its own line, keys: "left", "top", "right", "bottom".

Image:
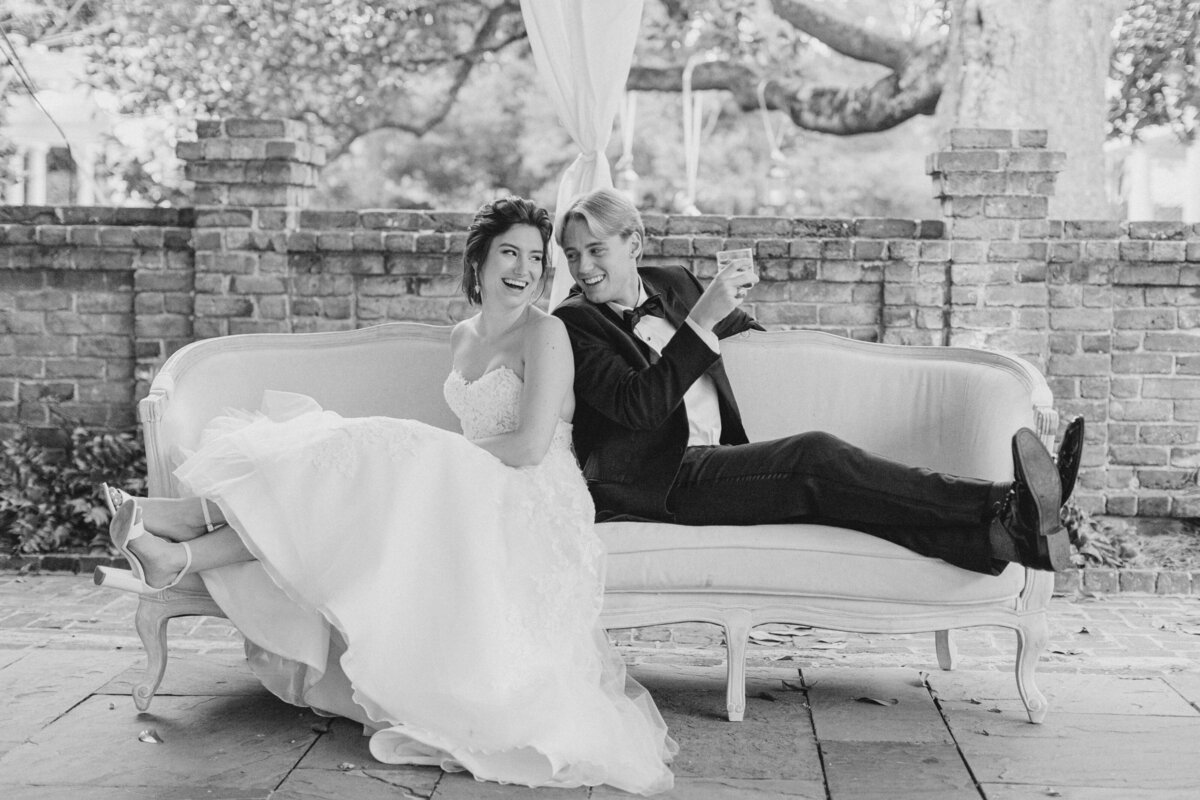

{"left": 551, "top": 188, "right": 1084, "bottom": 575}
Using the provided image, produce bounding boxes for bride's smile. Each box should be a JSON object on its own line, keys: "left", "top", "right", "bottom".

{"left": 478, "top": 223, "right": 545, "bottom": 307}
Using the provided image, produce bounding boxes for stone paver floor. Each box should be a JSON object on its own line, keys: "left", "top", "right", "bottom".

{"left": 2, "top": 575, "right": 1200, "bottom": 799}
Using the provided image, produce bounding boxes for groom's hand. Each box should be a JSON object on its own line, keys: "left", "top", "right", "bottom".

{"left": 687, "top": 261, "right": 760, "bottom": 332}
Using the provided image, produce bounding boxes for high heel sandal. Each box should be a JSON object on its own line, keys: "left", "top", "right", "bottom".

{"left": 200, "top": 497, "right": 222, "bottom": 533}
{"left": 99, "top": 482, "right": 133, "bottom": 517}
{"left": 94, "top": 499, "right": 193, "bottom": 595}
{"left": 99, "top": 483, "right": 223, "bottom": 534}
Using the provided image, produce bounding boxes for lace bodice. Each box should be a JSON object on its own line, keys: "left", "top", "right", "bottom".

{"left": 444, "top": 366, "right": 573, "bottom": 451}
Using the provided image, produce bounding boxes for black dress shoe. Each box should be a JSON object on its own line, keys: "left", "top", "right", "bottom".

{"left": 1056, "top": 416, "right": 1084, "bottom": 505}
{"left": 996, "top": 428, "right": 1069, "bottom": 571}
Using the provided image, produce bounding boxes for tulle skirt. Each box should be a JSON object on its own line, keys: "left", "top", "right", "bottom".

{"left": 172, "top": 391, "right": 675, "bottom": 794}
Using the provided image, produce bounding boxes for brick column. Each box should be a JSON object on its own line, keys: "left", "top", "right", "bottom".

{"left": 927, "top": 128, "right": 1064, "bottom": 370}
{"left": 176, "top": 118, "right": 323, "bottom": 338}
{"left": 927, "top": 130, "right": 1120, "bottom": 512}
{"left": 132, "top": 212, "right": 195, "bottom": 402}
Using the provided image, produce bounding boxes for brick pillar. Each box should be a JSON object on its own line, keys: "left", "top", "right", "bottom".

{"left": 132, "top": 213, "right": 195, "bottom": 402}
{"left": 927, "top": 130, "right": 1115, "bottom": 512}
{"left": 927, "top": 129, "right": 1064, "bottom": 370}
{"left": 176, "top": 118, "right": 323, "bottom": 338}
{"left": 878, "top": 219, "right": 948, "bottom": 347}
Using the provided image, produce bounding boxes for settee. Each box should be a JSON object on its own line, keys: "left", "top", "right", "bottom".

{"left": 110, "top": 322, "right": 1060, "bottom": 723}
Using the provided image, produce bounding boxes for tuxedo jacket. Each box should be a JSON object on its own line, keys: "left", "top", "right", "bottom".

{"left": 553, "top": 265, "right": 764, "bottom": 521}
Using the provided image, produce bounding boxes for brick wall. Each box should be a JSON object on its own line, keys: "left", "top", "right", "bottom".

{"left": 0, "top": 207, "right": 193, "bottom": 430}
{"left": 2, "top": 119, "right": 1199, "bottom": 518}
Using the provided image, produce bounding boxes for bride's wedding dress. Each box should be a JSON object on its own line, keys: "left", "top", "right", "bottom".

{"left": 172, "top": 368, "right": 676, "bottom": 795}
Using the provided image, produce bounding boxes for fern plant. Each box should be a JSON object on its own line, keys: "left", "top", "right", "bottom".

{"left": 0, "top": 414, "right": 146, "bottom": 554}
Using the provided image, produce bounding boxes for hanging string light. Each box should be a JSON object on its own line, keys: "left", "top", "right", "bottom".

{"left": 679, "top": 51, "right": 724, "bottom": 215}
{"left": 680, "top": 54, "right": 705, "bottom": 215}
{"left": 757, "top": 79, "right": 791, "bottom": 212}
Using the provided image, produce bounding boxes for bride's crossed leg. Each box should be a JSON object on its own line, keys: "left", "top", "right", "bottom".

{"left": 106, "top": 493, "right": 255, "bottom": 592}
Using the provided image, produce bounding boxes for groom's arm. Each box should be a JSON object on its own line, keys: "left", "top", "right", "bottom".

{"left": 555, "top": 302, "right": 719, "bottom": 432}
{"left": 673, "top": 267, "right": 765, "bottom": 340}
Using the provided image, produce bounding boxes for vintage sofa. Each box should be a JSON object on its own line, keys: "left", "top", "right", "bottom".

{"left": 112, "top": 322, "right": 1059, "bottom": 723}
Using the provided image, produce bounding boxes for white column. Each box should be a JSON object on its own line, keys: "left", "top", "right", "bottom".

{"left": 5, "top": 148, "right": 26, "bottom": 204}
{"left": 75, "top": 143, "right": 98, "bottom": 205}
{"left": 1125, "top": 146, "right": 1153, "bottom": 221}
{"left": 26, "top": 142, "right": 49, "bottom": 205}
{"left": 1183, "top": 139, "right": 1200, "bottom": 224}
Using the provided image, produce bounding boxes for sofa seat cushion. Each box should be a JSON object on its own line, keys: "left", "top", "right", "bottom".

{"left": 599, "top": 522, "right": 1025, "bottom": 605}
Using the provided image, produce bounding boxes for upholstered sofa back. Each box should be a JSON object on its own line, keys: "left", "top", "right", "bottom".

{"left": 141, "top": 323, "right": 1054, "bottom": 496}
{"left": 722, "top": 330, "right": 1054, "bottom": 483}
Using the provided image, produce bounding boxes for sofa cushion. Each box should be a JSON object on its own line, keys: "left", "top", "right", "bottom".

{"left": 599, "top": 521, "right": 1025, "bottom": 604}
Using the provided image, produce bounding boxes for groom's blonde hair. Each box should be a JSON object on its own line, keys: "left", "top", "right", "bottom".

{"left": 557, "top": 188, "right": 644, "bottom": 261}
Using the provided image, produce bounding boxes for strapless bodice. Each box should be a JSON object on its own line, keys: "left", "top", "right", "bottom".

{"left": 444, "top": 366, "right": 573, "bottom": 451}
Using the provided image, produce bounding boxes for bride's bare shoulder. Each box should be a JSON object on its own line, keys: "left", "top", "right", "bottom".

{"left": 520, "top": 310, "right": 571, "bottom": 369}
{"left": 449, "top": 315, "right": 482, "bottom": 363}
{"left": 524, "top": 307, "right": 567, "bottom": 340}
{"left": 451, "top": 314, "right": 481, "bottom": 343}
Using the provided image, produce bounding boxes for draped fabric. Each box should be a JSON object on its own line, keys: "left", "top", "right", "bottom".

{"left": 518, "top": 0, "right": 645, "bottom": 307}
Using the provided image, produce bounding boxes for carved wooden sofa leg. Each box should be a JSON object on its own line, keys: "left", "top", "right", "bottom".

{"left": 1015, "top": 612, "right": 1050, "bottom": 724}
{"left": 130, "top": 587, "right": 226, "bottom": 711}
{"left": 934, "top": 629, "right": 957, "bottom": 670}
{"left": 722, "top": 610, "right": 752, "bottom": 722}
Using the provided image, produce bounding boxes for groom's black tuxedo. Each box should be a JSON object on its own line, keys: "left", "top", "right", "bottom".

{"left": 552, "top": 266, "right": 762, "bottom": 520}
{"left": 555, "top": 264, "right": 1005, "bottom": 575}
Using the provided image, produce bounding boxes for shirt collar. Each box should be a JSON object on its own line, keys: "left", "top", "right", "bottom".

{"left": 606, "top": 280, "right": 649, "bottom": 316}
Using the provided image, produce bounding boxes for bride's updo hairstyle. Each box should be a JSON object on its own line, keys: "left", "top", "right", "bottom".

{"left": 461, "top": 196, "right": 554, "bottom": 305}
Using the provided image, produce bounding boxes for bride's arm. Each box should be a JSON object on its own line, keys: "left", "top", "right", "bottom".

{"left": 470, "top": 313, "right": 574, "bottom": 467}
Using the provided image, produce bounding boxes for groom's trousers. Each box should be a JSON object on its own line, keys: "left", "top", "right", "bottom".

{"left": 664, "top": 430, "right": 1004, "bottom": 574}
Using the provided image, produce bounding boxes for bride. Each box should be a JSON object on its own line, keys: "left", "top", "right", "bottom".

{"left": 99, "top": 196, "right": 677, "bottom": 795}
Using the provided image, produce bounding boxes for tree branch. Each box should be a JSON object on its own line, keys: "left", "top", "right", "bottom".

{"left": 627, "top": 61, "right": 762, "bottom": 106}
{"left": 770, "top": 0, "right": 915, "bottom": 71}
{"left": 767, "top": 40, "right": 945, "bottom": 134}
{"left": 627, "top": 39, "right": 946, "bottom": 135}
{"left": 404, "top": 28, "right": 528, "bottom": 67}
{"left": 323, "top": 2, "right": 525, "bottom": 155}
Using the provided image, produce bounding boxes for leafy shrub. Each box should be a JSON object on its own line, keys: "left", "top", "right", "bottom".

{"left": 0, "top": 417, "right": 146, "bottom": 555}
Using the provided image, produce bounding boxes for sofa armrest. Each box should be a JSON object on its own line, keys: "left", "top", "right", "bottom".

{"left": 136, "top": 322, "right": 457, "bottom": 499}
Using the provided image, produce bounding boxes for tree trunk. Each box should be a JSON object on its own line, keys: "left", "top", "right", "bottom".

{"left": 937, "top": 0, "right": 1125, "bottom": 219}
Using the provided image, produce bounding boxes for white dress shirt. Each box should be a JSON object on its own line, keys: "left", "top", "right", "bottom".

{"left": 608, "top": 283, "right": 723, "bottom": 446}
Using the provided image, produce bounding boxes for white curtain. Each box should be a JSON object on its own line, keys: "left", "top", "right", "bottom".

{"left": 519, "top": 0, "right": 645, "bottom": 307}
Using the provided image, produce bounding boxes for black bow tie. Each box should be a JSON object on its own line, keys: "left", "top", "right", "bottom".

{"left": 622, "top": 294, "right": 666, "bottom": 329}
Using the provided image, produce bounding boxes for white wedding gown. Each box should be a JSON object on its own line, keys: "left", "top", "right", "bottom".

{"left": 172, "top": 368, "right": 676, "bottom": 795}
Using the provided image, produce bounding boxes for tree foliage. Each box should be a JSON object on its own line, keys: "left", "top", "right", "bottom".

{"left": 87, "top": 0, "right": 527, "bottom": 157}
{"left": 0, "top": 417, "right": 146, "bottom": 555}
{"left": 632, "top": 0, "right": 949, "bottom": 135}
{"left": 75, "top": 0, "right": 961, "bottom": 154}
{"left": 1109, "top": 0, "right": 1200, "bottom": 141}
{"left": 5, "top": 0, "right": 1197, "bottom": 214}
{"left": 8, "top": 1, "right": 1199, "bottom": 155}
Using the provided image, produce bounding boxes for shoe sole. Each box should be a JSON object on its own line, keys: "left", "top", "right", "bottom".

{"left": 1013, "top": 428, "right": 1069, "bottom": 571}
{"left": 1057, "top": 417, "right": 1084, "bottom": 505}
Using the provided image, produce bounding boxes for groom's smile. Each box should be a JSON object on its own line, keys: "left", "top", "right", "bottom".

{"left": 562, "top": 218, "right": 641, "bottom": 307}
